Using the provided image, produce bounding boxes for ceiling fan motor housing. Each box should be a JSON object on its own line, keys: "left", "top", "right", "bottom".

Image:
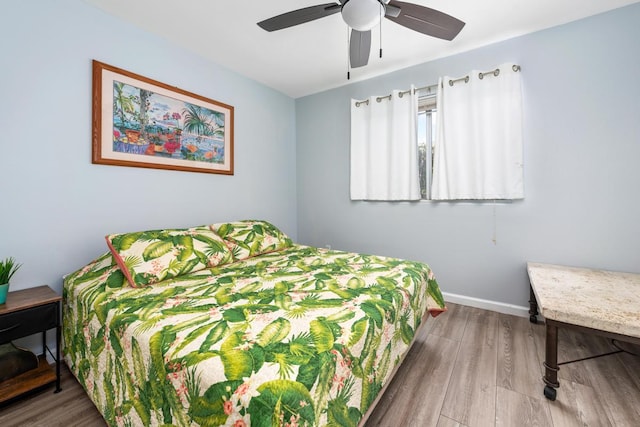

{"left": 341, "top": 0, "right": 385, "bottom": 31}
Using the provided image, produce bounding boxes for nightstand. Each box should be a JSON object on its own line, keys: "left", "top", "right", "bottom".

{"left": 0, "top": 286, "right": 61, "bottom": 403}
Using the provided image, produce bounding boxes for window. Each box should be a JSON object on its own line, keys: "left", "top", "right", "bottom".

{"left": 352, "top": 64, "right": 522, "bottom": 202}
{"left": 417, "top": 94, "right": 437, "bottom": 200}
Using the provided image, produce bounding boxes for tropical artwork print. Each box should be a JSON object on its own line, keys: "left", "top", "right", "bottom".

{"left": 112, "top": 81, "right": 226, "bottom": 164}
{"left": 63, "top": 238, "right": 445, "bottom": 427}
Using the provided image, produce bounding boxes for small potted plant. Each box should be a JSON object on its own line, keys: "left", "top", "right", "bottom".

{"left": 0, "top": 257, "right": 21, "bottom": 304}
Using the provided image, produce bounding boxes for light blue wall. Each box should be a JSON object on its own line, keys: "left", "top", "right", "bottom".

{"left": 0, "top": 0, "right": 297, "bottom": 297}
{"left": 295, "top": 4, "right": 640, "bottom": 307}
{"left": 3, "top": 1, "right": 639, "bottom": 315}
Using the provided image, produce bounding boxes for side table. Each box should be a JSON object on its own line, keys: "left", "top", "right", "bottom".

{"left": 527, "top": 262, "right": 640, "bottom": 401}
{"left": 0, "top": 285, "right": 62, "bottom": 403}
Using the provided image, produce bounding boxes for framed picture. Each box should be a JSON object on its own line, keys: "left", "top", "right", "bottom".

{"left": 92, "top": 60, "right": 234, "bottom": 175}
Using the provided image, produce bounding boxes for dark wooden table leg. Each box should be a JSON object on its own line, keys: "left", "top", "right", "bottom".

{"left": 528, "top": 283, "right": 539, "bottom": 324}
{"left": 55, "top": 323, "right": 61, "bottom": 393}
{"left": 542, "top": 322, "right": 559, "bottom": 400}
{"left": 42, "top": 330, "right": 47, "bottom": 359}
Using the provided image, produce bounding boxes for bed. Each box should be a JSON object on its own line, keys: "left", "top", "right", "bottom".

{"left": 62, "top": 220, "right": 445, "bottom": 427}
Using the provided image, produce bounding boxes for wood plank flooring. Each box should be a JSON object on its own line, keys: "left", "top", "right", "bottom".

{"left": 1, "top": 303, "right": 639, "bottom": 426}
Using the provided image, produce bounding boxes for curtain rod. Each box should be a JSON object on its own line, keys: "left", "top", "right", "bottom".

{"left": 354, "top": 84, "right": 436, "bottom": 107}
{"left": 354, "top": 64, "right": 521, "bottom": 107}
{"left": 448, "top": 64, "right": 521, "bottom": 86}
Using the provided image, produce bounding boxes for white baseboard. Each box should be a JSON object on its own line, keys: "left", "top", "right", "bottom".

{"left": 442, "top": 292, "right": 530, "bottom": 318}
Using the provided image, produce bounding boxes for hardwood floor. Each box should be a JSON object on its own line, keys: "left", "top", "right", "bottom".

{"left": 1, "top": 303, "right": 638, "bottom": 426}
{"left": 368, "top": 303, "right": 640, "bottom": 426}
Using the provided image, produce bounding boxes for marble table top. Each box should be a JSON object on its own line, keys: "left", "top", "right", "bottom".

{"left": 527, "top": 262, "right": 640, "bottom": 339}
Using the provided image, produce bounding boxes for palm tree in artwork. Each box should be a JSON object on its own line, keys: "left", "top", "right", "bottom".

{"left": 182, "top": 104, "right": 224, "bottom": 139}
{"left": 139, "top": 89, "right": 152, "bottom": 143}
{"left": 113, "top": 82, "right": 135, "bottom": 127}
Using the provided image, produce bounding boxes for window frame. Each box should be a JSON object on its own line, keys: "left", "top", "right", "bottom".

{"left": 417, "top": 93, "right": 437, "bottom": 200}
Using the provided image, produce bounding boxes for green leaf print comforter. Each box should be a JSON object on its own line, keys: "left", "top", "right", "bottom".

{"left": 63, "top": 245, "right": 445, "bottom": 427}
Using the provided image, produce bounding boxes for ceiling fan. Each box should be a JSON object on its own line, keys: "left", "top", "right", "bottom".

{"left": 257, "top": 0, "right": 465, "bottom": 69}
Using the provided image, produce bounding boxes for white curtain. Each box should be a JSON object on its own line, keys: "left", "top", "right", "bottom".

{"left": 432, "top": 63, "right": 524, "bottom": 200}
{"left": 350, "top": 86, "right": 420, "bottom": 200}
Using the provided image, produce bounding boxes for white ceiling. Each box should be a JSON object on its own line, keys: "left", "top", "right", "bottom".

{"left": 83, "top": 0, "right": 639, "bottom": 98}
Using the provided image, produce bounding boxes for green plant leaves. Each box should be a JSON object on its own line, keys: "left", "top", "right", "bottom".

{"left": 189, "top": 380, "right": 243, "bottom": 426}
{"left": 257, "top": 317, "right": 291, "bottom": 347}
{"left": 63, "top": 241, "right": 446, "bottom": 426}
{"left": 248, "top": 380, "right": 315, "bottom": 427}
{"left": 142, "top": 240, "right": 174, "bottom": 261}
{"left": 327, "top": 398, "right": 361, "bottom": 427}
{"left": 174, "top": 235, "right": 194, "bottom": 261}
{"left": 110, "top": 232, "right": 143, "bottom": 251}
{"left": 349, "top": 318, "right": 368, "bottom": 347}
{"left": 220, "top": 332, "right": 253, "bottom": 380}
{"left": 199, "top": 321, "right": 229, "bottom": 351}
{"left": 310, "top": 319, "right": 334, "bottom": 353}
{"left": 428, "top": 278, "right": 446, "bottom": 308}
{"left": 0, "top": 257, "right": 21, "bottom": 283}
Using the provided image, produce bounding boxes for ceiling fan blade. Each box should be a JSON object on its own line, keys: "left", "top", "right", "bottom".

{"left": 350, "top": 29, "right": 371, "bottom": 68}
{"left": 257, "top": 3, "right": 342, "bottom": 32}
{"left": 386, "top": 1, "right": 465, "bottom": 41}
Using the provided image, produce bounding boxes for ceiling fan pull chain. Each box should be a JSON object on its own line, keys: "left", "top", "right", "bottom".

{"left": 379, "top": 2, "right": 383, "bottom": 58}
{"left": 347, "top": 25, "right": 351, "bottom": 80}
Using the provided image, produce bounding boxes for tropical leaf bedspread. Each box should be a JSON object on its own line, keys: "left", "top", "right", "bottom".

{"left": 63, "top": 245, "right": 445, "bottom": 427}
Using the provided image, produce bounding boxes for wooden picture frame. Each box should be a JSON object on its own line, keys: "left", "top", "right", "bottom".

{"left": 92, "top": 60, "right": 234, "bottom": 175}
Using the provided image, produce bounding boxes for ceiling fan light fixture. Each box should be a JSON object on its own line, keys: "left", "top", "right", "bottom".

{"left": 341, "top": 0, "right": 382, "bottom": 31}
